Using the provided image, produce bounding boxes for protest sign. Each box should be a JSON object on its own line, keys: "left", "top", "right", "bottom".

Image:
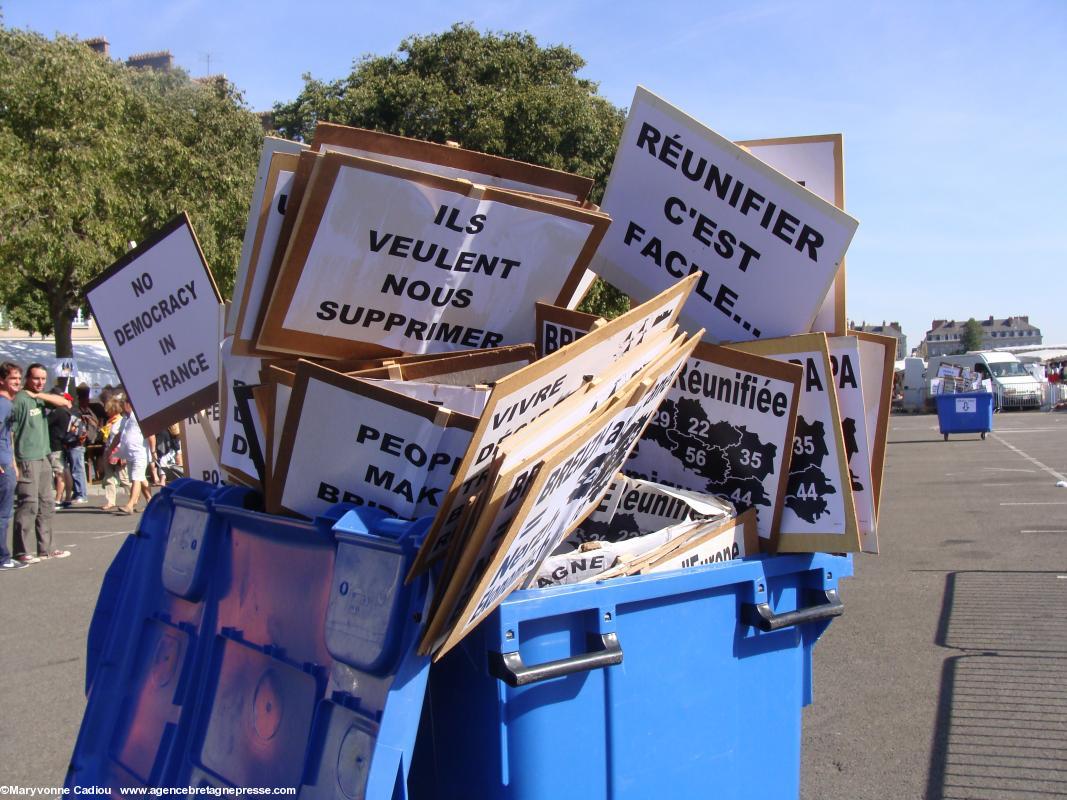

{"left": 828, "top": 336, "right": 877, "bottom": 552}
{"left": 348, "top": 344, "right": 536, "bottom": 387}
{"left": 313, "top": 122, "right": 593, "bottom": 202}
{"left": 534, "top": 301, "right": 603, "bottom": 357}
{"left": 226, "top": 137, "right": 309, "bottom": 338}
{"left": 852, "top": 330, "right": 895, "bottom": 518}
{"left": 430, "top": 339, "right": 693, "bottom": 657}
{"left": 218, "top": 337, "right": 263, "bottom": 488}
{"left": 256, "top": 152, "right": 609, "bottom": 357}
{"left": 410, "top": 276, "right": 697, "bottom": 577}
{"left": 729, "top": 333, "right": 860, "bottom": 553}
{"left": 231, "top": 151, "right": 303, "bottom": 356}
{"left": 232, "top": 383, "right": 267, "bottom": 487}
{"left": 739, "top": 134, "right": 846, "bottom": 336}
{"left": 645, "top": 509, "right": 758, "bottom": 573}
{"left": 271, "top": 362, "right": 477, "bottom": 521}
{"left": 180, "top": 402, "right": 222, "bottom": 486}
{"left": 85, "top": 213, "right": 223, "bottom": 435}
{"left": 593, "top": 87, "right": 858, "bottom": 343}
{"left": 624, "top": 342, "right": 802, "bottom": 549}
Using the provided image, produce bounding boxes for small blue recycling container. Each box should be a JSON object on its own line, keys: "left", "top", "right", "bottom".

{"left": 936, "top": 391, "right": 994, "bottom": 440}
{"left": 409, "top": 552, "right": 850, "bottom": 800}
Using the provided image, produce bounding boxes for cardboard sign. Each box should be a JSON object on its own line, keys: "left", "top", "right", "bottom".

{"left": 593, "top": 87, "right": 858, "bottom": 344}
{"left": 232, "top": 383, "right": 267, "bottom": 487}
{"left": 852, "top": 330, "right": 895, "bottom": 519}
{"left": 313, "top": 122, "right": 592, "bottom": 202}
{"left": 180, "top": 403, "right": 222, "bottom": 486}
{"left": 645, "top": 509, "right": 758, "bottom": 573}
{"left": 739, "top": 134, "right": 846, "bottom": 336}
{"left": 410, "top": 276, "right": 697, "bottom": 576}
{"left": 256, "top": 152, "right": 609, "bottom": 357}
{"left": 432, "top": 340, "right": 693, "bottom": 657}
{"left": 534, "top": 301, "right": 604, "bottom": 357}
{"left": 218, "top": 337, "right": 265, "bottom": 488}
{"left": 829, "top": 336, "right": 877, "bottom": 552}
{"left": 729, "top": 334, "right": 860, "bottom": 553}
{"left": 226, "top": 137, "right": 309, "bottom": 338}
{"left": 271, "top": 362, "right": 478, "bottom": 521}
{"left": 349, "top": 344, "right": 536, "bottom": 387}
{"left": 624, "top": 342, "right": 802, "bottom": 549}
{"left": 85, "top": 213, "right": 223, "bottom": 435}
{"left": 232, "top": 151, "right": 303, "bottom": 356}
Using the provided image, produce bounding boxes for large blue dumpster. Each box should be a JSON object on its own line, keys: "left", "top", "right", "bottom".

{"left": 936, "top": 391, "right": 994, "bottom": 440}
{"left": 410, "top": 552, "right": 850, "bottom": 800}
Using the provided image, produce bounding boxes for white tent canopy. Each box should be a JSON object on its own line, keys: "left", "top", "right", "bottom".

{"left": 0, "top": 339, "right": 120, "bottom": 396}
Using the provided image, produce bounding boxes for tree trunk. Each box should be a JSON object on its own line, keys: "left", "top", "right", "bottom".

{"left": 52, "top": 300, "right": 75, "bottom": 359}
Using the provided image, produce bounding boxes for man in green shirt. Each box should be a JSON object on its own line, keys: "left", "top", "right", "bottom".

{"left": 12, "top": 362, "right": 72, "bottom": 563}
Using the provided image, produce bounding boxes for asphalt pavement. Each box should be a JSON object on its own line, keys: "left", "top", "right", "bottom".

{"left": 2, "top": 410, "right": 1066, "bottom": 796}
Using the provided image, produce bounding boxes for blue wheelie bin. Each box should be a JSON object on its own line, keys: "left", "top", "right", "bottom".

{"left": 936, "top": 391, "right": 994, "bottom": 440}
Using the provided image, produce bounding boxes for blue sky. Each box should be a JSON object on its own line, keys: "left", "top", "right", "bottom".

{"left": 6, "top": 0, "right": 1065, "bottom": 349}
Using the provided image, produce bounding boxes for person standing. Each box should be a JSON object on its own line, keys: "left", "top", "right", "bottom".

{"left": 115, "top": 396, "right": 151, "bottom": 515}
{"left": 98, "top": 395, "right": 129, "bottom": 511}
{"left": 0, "top": 363, "right": 27, "bottom": 570}
{"left": 12, "top": 363, "right": 72, "bottom": 562}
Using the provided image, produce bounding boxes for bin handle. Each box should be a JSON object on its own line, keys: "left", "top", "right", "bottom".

{"left": 741, "top": 588, "right": 843, "bottom": 632}
{"left": 488, "top": 632, "right": 623, "bottom": 687}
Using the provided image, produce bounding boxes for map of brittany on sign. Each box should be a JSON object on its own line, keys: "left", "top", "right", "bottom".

{"left": 785, "top": 415, "right": 836, "bottom": 523}
{"left": 642, "top": 397, "right": 778, "bottom": 513}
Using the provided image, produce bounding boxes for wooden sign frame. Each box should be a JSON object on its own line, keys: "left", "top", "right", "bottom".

{"left": 737, "top": 134, "right": 846, "bottom": 336}
{"left": 270, "top": 360, "right": 479, "bottom": 520}
{"left": 313, "top": 122, "right": 593, "bottom": 202}
{"left": 624, "top": 341, "right": 802, "bottom": 551}
{"left": 728, "top": 333, "right": 861, "bottom": 553}
{"left": 256, "top": 151, "right": 610, "bottom": 358}
{"left": 851, "top": 329, "right": 895, "bottom": 519}
{"left": 85, "top": 212, "right": 223, "bottom": 436}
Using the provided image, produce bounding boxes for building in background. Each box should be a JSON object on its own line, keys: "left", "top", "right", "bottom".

{"left": 920, "top": 316, "right": 1042, "bottom": 358}
{"left": 850, "top": 320, "right": 907, "bottom": 360}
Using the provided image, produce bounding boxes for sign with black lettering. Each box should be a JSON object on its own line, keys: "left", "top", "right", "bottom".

{"left": 226, "top": 137, "right": 309, "bottom": 339}
{"left": 231, "top": 150, "right": 303, "bottom": 356}
{"left": 828, "top": 336, "right": 876, "bottom": 552}
{"left": 739, "top": 134, "right": 846, "bottom": 336}
{"left": 624, "top": 342, "right": 802, "bottom": 549}
{"left": 534, "top": 301, "right": 603, "bottom": 357}
{"left": 180, "top": 402, "right": 222, "bottom": 486}
{"left": 645, "top": 508, "right": 759, "bottom": 573}
{"left": 729, "top": 333, "right": 860, "bottom": 553}
{"left": 271, "top": 362, "right": 477, "bottom": 521}
{"left": 256, "top": 152, "right": 609, "bottom": 358}
{"left": 410, "top": 276, "right": 697, "bottom": 577}
{"left": 852, "top": 330, "right": 895, "bottom": 526}
{"left": 430, "top": 341, "right": 692, "bottom": 657}
{"left": 85, "top": 213, "right": 223, "bottom": 435}
{"left": 592, "top": 87, "right": 858, "bottom": 344}
{"left": 218, "top": 337, "right": 262, "bottom": 489}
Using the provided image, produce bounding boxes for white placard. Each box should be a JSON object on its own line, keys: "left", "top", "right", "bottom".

{"left": 740, "top": 135, "right": 845, "bottom": 336}
{"left": 218, "top": 337, "right": 262, "bottom": 486}
{"left": 85, "top": 214, "right": 223, "bottom": 435}
{"left": 259, "top": 154, "right": 606, "bottom": 357}
{"left": 361, "top": 378, "right": 491, "bottom": 417}
{"left": 829, "top": 336, "right": 877, "bottom": 552}
{"left": 275, "top": 367, "right": 474, "bottom": 521}
{"left": 227, "top": 137, "right": 309, "bottom": 337}
{"left": 181, "top": 403, "right": 222, "bottom": 485}
{"left": 593, "top": 87, "right": 858, "bottom": 344}
{"left": 955, "top": 397, "right": 977, "bottom": 413}
{"left": 624, "top": 342, "right": 802, "bottom": 546}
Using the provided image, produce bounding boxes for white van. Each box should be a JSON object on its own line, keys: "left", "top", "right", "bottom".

{"left": 927, "top": 351, "right": 1042, "bottom": 409}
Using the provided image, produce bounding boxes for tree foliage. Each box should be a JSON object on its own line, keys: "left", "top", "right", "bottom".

{"left": 960, "top": 318, "right": 984, "bottom": 353}
{"left": 0, "top": 27, "right": 264, "bottom": 355}
{"left": 273, "top": 23, "right": 631, "bottom": 319}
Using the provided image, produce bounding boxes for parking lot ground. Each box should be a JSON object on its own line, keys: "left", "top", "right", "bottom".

{"left": 2, "top": 409, "right": 1066, "bottom": 794}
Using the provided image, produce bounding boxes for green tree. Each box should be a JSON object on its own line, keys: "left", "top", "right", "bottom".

{"left": 274, "top": 22, "right": 631, "bottom": 319}
{"left": 0, "top": 27, "right": 264, "bottom": 357}
{"left": 959, "top": 318, "right": 984, "bottom": 353}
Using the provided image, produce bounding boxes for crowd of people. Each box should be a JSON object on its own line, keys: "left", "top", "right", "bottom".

{"left": 1, "top": 361, "right": 182, "bottom": 570}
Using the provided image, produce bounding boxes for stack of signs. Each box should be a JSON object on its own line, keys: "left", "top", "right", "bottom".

{"left": 530, "top": 474, "right": 743, "bottom": 587}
